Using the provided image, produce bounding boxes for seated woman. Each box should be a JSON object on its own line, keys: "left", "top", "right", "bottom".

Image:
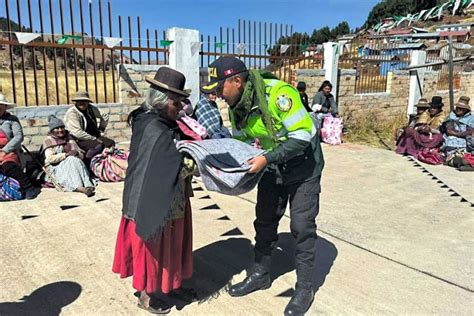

{"left": 442, "top": 97, "right": 473, "bottom": 166}
{"left": 113, "top": 67, "right": 197, "bottom": 314}
{"left": 0, "top": 93, "right": 40, "bottom": 200}
{"left": 42, "top": 116, "right": 95, "bottom": 197}
{"left": 395, "top": 98, "right": 430, "bottom": 140}
{"left": 396, "top": 96, "right": 446, "bottom": 157}
{"left": 64, "top": 91, "right": 115, "bottom": 160}
{"left": 310, "top": 81, "right": 339, "bottom": 132}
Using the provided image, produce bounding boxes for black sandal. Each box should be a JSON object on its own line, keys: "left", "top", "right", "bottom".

{"left": 137, "top": 291, "right": 171, "bottom": 314}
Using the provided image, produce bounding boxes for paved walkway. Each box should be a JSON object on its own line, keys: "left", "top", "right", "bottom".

{"left": 0, "top": 143, "right": 472, "bottom": 315}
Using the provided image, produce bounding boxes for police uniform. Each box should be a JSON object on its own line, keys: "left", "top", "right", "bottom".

{"left": 203, "top": 57, "right": 324, "bottom": 315}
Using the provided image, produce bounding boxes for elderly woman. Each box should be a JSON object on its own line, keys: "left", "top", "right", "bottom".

{"left": 442, "top": 96, "right": 473, "bottom": 156}
{"left": 396, "top": 96, "right": 446, "bottom": 157}
{"left": 64, "top": 91, "right": 115, "bottom": 160}
{"left": 112, "top": 67, "right": 197, "bottom": 314}
{"left": 42, "top": 116, "right": 95, "bottom": 197}
{"left": 0, "top": 93, "right": 40, "bottom": 200}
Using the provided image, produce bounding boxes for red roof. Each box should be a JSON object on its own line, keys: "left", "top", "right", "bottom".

{"left": 385, "top": 28, "right": 413, "bottom": 36}
{"left": 440, "top": 30, "right": 470, "bottom": 37}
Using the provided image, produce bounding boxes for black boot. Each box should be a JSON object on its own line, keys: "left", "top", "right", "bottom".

{"left": 284, "top": 283, "right": 315, "bottom": 316}
{"left": 229, "top": 256, "right": 272, "bottom": 297}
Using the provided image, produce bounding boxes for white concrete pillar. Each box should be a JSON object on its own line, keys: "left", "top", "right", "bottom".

{"left": 166, "top": 27, "right": 200, "bottom": 105}
{"left": 323, "top": 42, "right": 340, "bottom": 101}
{"left": 407, "top": 50, "right": 427, "bottom": 117}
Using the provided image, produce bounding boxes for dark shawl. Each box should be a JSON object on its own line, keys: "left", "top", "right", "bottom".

{"left": 122, "top": 111, "right": 182, "bottom": 241}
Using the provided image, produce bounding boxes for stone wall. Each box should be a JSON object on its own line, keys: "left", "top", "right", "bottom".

{"left": 118, "top": 64, "right": 164, "bottom": 106}
{"left": 9, "top": 103, "right": 134, "bottom": 150}
{"left": 295, "top": 69, "right": 474, "bottom": 122}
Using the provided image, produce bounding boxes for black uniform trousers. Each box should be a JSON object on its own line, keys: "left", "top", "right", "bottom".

{"left": 254, "top": 169, "right": 320, "bottom": 284}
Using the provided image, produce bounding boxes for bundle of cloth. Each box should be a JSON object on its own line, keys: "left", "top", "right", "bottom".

{"left": 177, "top": 138, "right": 265, "bottom": 195}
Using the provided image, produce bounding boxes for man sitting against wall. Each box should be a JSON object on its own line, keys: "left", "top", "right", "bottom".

{"left": 64, "top": 91, "right": 115, "bottom": 161}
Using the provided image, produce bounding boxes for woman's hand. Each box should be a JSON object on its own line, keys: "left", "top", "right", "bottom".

{"left": 247, "top": 156, "right": 267, "bottom": 174}
{"left": 0, "top": 150, "right": 5, "bottom": 160}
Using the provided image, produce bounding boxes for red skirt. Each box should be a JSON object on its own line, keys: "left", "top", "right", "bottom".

{"left": 112, "top": 199, "right": 193, "bottom": 294}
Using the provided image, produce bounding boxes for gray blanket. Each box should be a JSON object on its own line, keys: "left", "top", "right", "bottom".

{"left": 177, "top": 138, "right": 266, "bottom": 195}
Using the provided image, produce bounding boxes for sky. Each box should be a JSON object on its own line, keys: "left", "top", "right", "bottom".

{"left": 2, "top": 0, "right": 381, "bottom": 40}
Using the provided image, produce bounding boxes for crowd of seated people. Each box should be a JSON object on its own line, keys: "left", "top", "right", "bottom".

{"left": 0, "top": 91, "right": 116, "bottom": 201}
{"left": 396, "top": 95, "right": 473, "bottom": 170}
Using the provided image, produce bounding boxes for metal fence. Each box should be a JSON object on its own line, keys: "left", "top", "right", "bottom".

{"left": 425, "top": 43, "right": 463, "bottom": 91}
{"left": 340, "top": 39, "right": 412, "bottom": 94}
{"left": 1, "top": 0, "right": 168, "bottom": 106}
{"left": 199, "top": 19, "right": 323, "bottom": 83}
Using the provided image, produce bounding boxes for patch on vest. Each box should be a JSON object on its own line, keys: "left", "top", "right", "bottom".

{"left": 276, "top": 95, "right": 292, "bottom": 112}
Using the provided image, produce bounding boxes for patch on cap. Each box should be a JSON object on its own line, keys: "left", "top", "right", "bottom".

{"left": 209, "top": 67, "right": 217, "bottom": 79}
{"left": 224, "top": 68, "right": 235, "bottom": 76}
{"left": 276, "top": 95, "right": 292, "bottom": 112}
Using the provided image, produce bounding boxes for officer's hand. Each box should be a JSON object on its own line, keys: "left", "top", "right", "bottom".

{"left": 247, "top": 156, "right": 267, "bottom": 174}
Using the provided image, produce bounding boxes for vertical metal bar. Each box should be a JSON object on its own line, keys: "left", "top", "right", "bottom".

{"left": 226, "top": 27, "right": 229, "bottom": 55}
{"left": 207, "top": 35, "right": 210, "bottom": 66}
{"left": 38, "top": 0, "right": 50, "bottom": 105}
{"left": 99, "top": 0, "right": 107, "bottom": 103}
{"left": 108, "top": 0, "right": 116, "bottom": 102}
{"left": 128, "top": 16, "right": 132, "bottom": 63}
{"left": 448, "top": 35, "right": 454, "bottom": 112}
{"left": 259, "top": 22, "right": 262, "bottom": 69}
{"left": 248, "top": 20, "right": 251, "bottom": 68}
{"left": 27, "top": 0, "right": 39, "bottom": 105}
{"left": 200, "top": 34, "right": 204, "bottom": 68}
{"left": 79, "top": 0, "right": 88, "bottom": 91}
{"left": 146, "top": 29, "right": 150, "bottom": 64}
{"left": 163, "top": 30, "right": 167, "bottom": 64}
{"left": 238, "top": 19, "right": 241, "bottom": 57}
{"left": 253, "top": 21, "right": 256, "bottom": 69}
{"left": 213, "top": 35, "right": 217, "bottom": 64}
{"left": 118, "top": 16, "right": 124, "bottom": 64}
{"left": 137, "top": 16, "right": 142, "bottom": 64}
{"left": 5, "top": 0, "right": 17, "bottom": 104}
{"left": 276, "top": 23, "right": 280, "bottom": 79}
{"left": 243, "top": 20, "right": 246, "bottom": 66}
{"left": 69, "top": 0, "right": 79, "bottom": 92}
{"left": 89, "top": 0, "right": 99, "bottom": 100}
{"left": 48, "top": 0, "right": 60, "bottom": 104}
{"left": 16, "top": 0, "right": 28, "bottom": 106}
{"left": 269, "top": 23, "right": 273, "bottom": 72}
{"left": 155, "top": 30, "right": 160, "bottom": 65}
{"left": 264, "top": 22, "right": 267, "bottom": 69}
{"left": 59, "top": 0, "right": 70, "bottom": 104}
{"left": 219, "top": 27, "right": 223, "bottom": 56}
{"left": 232, "top": 28, "right": 235, "bottom": 55}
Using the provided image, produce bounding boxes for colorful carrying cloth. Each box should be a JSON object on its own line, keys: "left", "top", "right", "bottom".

{"left": 0, "top": 173, "right": 23, "bottom": 201}
{"left": 91, "top": 147, "right": 129, "bottom": 182}
{"left": 321, "top": 116, "right": 343, "bottom": 145}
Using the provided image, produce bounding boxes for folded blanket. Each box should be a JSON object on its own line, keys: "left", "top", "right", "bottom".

{"left": 177, "top": 138, "right": 266, "bottom": 195}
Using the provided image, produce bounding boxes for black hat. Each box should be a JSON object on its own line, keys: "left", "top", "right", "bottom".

{"left": 201, "top": 57, "right": 248, "bottom": 93}
{"left": 145, "top": 67, "right": 190, "bottom": 97}
{"left": 296, "top": 81, "right": 306, "bottom": 90}
{"left": 429, "top": 96, "right": 444, "bottom": 108}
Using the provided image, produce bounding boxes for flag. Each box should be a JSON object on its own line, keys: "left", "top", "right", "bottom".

{"left": 300, "top": 44, "right": 308, "bottom": 51}
{"left": 57, "top": 35, "right": 82, "bottom": 44}
{"left": 215, "top": 42, "right": 226, "bottom": 48}
{"left": 237, "top": 43, "right": 246, "bottom": 54}
{"left": 191, "top": 41, "right": 201, "bottom": 56}
{"left": 160, "top": 40, "right": 174, "bottom": 47}
{"left": 14, "top": 32, "right": 40, "bottom": 44}
{"left": 280, "top": 44, "right": 290, "bottom": 54}
{"left": 103, "top": 37, "right": 122, "bottom": 48}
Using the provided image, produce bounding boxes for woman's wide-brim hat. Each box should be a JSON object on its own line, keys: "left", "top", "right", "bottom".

{"left": 145, "top": 67, "right": 190, "bottom": 98}
{"left": 416, "top": 98, "right": 430, "bottom": 109}
{"left": 455, "top": 96, "right": 470, "bottom": 110}
{"left": 72, "top": 91, "right": 94, "bottom": 103}
{"left": 0, "top": 93, "right": 15, "bottom": 108}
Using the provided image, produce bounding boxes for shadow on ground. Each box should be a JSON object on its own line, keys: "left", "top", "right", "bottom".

{"left": 173, "top": 233, "right": 337, "bottom": 310}
{"left": 0, "top": 281, "right": 82, "bottom": 316}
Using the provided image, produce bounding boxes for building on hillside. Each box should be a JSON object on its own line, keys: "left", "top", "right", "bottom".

{"left": 439, "top": 30, "right": 471, "bottom": 42}
{"left": 435, "top": 23, "right": 473, "bottom": 33}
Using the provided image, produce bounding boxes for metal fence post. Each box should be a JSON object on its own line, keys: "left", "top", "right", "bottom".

{"left": 323, "top": 42, "right": 340, "bottom": 101}
{"left": 407, "top": 50, "right": 427, "bottom": 117}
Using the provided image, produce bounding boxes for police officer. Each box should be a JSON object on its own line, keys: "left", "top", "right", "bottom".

{"left": 202, "top": 57, "right": 324, "bottom": 315}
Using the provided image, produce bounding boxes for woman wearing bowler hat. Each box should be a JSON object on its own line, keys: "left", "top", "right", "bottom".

{"left": 112, "top": 67, "right": 198, "bottom": 313}
{"left": 396, "top": 96, "right": 446, "bottom": 157}
{"left": 442, "top": 96, "right": 473, "bottom": 157}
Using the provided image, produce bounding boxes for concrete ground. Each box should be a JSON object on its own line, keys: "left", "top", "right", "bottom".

{"left": 0, "top": 143, "right": 472, "bottom": 315}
